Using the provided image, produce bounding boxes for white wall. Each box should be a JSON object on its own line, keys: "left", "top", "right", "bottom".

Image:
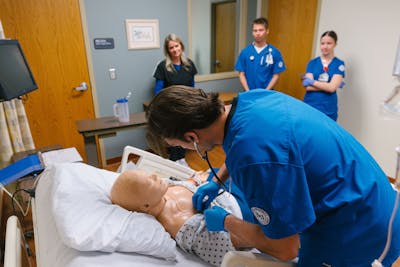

{"left": 191, "top": 0, "right": 211, "bottom": 74}
{"left": 316, "top": 0, "right": 400, "bottom": 176}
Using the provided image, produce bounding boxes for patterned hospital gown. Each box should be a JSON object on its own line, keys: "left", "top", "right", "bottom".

{"left": 168, "top": 179, "right": 240, "bottom": 266}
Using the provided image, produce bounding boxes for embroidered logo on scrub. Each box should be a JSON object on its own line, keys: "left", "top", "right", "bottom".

{"left": 251, "top": 207, "right": 270, "bottom": 225}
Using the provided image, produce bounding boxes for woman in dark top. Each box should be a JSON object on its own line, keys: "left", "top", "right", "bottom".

{"left": 153, "top": 33, "right": 197, "bottom": 94}
{"left": 153, "top": 33, "right": 198, "bottom": 161}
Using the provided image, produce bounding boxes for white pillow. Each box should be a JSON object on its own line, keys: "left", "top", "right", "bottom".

{"left": 49, "top": 162, "right": 177, "bottom": 260}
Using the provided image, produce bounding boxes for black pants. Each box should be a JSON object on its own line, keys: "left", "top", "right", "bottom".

{"left": 168, "top": 146, "right": 185, "bottom": 161}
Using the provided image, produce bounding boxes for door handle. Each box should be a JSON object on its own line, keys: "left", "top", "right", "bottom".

{"left": 74, "top": 82, "right": 88, "bottom": 91}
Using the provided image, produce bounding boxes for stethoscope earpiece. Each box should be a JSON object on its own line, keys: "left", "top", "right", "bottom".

{"left": 193, "top": 142, "right": 206, "bottom": 160}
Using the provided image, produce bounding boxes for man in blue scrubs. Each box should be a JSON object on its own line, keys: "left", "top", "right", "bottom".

{"left": 235, "top": 17, "right": 286, "bottom": 91}
{"left": 145, "top": 86, "right": 400, "bottom": 267}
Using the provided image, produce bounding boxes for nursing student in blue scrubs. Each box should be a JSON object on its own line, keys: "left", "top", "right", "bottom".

{"left": 235, "top": 17, "right": 286, "bottom": 91}
{"left": 302, "top": 31, "right": 345, "bottom": 121}
{"left": 146, "top": 86, "right": 400, "bottom": 267}
{"left": 153, "top": 33, "right": 197, "bottom": 162}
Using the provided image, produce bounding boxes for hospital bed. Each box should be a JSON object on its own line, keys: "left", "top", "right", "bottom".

{"left": 4, "top": 146, "right": 295, "bottom": 267}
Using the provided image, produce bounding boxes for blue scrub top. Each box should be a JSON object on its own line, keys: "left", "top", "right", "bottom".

{"left": 235, "top": 44, "right": 286, "bottom": 90}
{"left": 223, "top": 89, "right": 400, "bottom": 266}
{"left": 303, "top": 56, "right": 345, "bottom": 120}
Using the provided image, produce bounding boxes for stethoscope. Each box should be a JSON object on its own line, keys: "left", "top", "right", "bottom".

{"left": 249, "top": 47, "right": 273, "bottom": 66}
{"left": 193, "top": 141, "right": 230, "bottom": 194}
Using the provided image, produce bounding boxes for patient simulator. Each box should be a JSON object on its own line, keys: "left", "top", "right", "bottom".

{"left": 110, "top": 168, "right": 254, "bottom": 266}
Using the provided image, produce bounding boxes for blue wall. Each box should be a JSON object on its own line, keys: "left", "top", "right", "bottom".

{"left": 82, "top": 0, "right": 241, "bottom": 159}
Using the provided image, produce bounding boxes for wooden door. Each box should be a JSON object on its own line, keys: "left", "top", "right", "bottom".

{"left": 263, "top": 0, "right": 318, "bottom": 100}
{"left": 0, "top": 0, "right": 95, "bottom": 161}
{"left": 212, "top": 1, "right": 236, "bottom": 73}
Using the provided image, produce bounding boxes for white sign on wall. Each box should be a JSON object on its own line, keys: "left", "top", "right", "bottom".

{"left": 0, "top": 20, "right": 5, "bottom": 39}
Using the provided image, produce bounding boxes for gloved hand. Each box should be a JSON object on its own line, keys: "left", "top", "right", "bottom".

{"left": 204, "top": 206, "right": 230, "bottom": 232}
{"left": 302, "top": 77, "right": 315, "bottom": 87}
{"left": 192, "top": 180, "right": 221, "bottom": 212}
{"left": 339, "top": 81, "right": 345, "bottom": 88}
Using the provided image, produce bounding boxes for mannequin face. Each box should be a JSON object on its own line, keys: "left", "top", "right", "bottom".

{"left": 111, "top": 169, "right": 168, "bottom": 214}
{"left": 137, "top": 171, "right": 168, "bottom": 202}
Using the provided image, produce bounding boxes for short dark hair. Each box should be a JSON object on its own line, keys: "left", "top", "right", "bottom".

{"left": 146, "top": 86, "right": 224, "bottom": 151}
{"left": 321, "top": 31, "right": 338, "bottom": 43}
{"left": 252, "top": 17, "right": 269, "bottom": 29}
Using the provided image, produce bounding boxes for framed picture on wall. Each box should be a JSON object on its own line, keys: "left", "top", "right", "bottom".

{"left": 125, "top": 19, "right": 160, "bottom": 50}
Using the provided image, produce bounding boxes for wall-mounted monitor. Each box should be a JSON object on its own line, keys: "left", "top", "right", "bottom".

{"left": 0, "top": 39, "right": 38, "bottom": 102}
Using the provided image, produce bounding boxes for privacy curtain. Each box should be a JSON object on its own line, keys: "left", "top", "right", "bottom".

{"left": 0, "top": 99, "right": 35, "bottom": 166}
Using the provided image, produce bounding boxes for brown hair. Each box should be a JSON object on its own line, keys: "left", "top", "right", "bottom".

{"left": 321, "top": 31, "right": 338, "bottom": 43}
{"left": 146, "top": 86, "right": 224, "bottom": 153}
{"left": 252, "top": 17, "right": 269, "bottom": 29}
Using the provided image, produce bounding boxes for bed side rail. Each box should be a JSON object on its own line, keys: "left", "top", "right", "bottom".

{"left": 4, "top": 215, "right": 31, "bottom": 267}
{"left": 120, "top": 146, "right": 195, "bottom": 180}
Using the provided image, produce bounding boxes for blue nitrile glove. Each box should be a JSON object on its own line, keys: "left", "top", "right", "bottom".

{"left": 339, "top": 81, "right": 345, "bottom": 88}
{"left": 302, "top": 77, "right": 315, "bottom": 87}
{"left": 192, "top": 180, "right": 221, "bottom": 212}
{"left": 204, "top": 206, "right": 230, "bottom": 232}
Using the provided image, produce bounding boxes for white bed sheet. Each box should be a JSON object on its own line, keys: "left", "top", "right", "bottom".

{"left": 32, "top": 163, "right": 210, "bottom": 267}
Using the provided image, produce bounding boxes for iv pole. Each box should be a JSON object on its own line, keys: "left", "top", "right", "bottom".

{"left": 372, "top": 36, "right": 400, "bottom": 267}
{"left": 385, "top": 35, "right": 400, "bottom": 189}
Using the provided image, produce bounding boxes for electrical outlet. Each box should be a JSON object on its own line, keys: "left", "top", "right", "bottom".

{"left": 109, "top": 68, "right": 116, "bottom": 80}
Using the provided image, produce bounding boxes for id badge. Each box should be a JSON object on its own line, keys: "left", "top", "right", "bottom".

{"left": 318, "top": 72, "right": 329, "bottom": 82}
{"left": 266, "top": 53, "right": 273, "bottom": 65}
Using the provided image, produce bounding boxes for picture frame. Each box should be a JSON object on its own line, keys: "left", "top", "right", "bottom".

{"left": 125, "top": 19, "right": 160, "bottom": 50}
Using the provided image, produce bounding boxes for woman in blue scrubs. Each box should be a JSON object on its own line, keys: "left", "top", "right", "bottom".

{"left": 146, "top": 86, "right": 400, "bottom": 267}
{"left": 302, "top": 31, "right": 345, "bottom": 121}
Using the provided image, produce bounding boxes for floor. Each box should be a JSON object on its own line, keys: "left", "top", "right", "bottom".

{"left": 1, "top": 145, "right": 400, "bottom": 267}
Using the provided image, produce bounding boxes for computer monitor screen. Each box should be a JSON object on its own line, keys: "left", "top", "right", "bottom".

{"left": 0, "top": 39, "right": 38, "bottom": 102}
